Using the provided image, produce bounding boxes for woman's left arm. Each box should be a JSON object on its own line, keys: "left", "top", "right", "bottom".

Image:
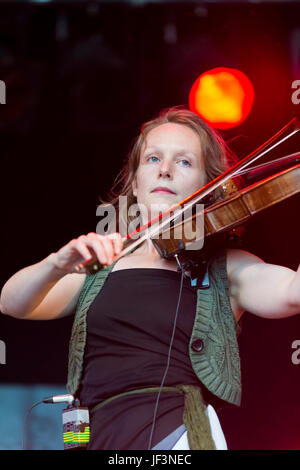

{"left": 227, "top": 248, "right": 300, "bottom": 319}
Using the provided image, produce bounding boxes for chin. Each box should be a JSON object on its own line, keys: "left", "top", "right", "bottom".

{"left": 149, "top": 201, "right": 175, "bottom": 218}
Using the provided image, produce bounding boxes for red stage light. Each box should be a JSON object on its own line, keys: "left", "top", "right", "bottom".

{"left": 189, "top": 67, "right": 255, "bottom": 129}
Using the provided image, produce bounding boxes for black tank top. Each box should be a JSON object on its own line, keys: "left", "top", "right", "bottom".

{"left": 79, "top": 268, "right": 201, "bottom": 449}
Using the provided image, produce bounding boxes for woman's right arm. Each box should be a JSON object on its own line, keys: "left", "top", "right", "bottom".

{"left": 0, "top": 232, "right": 123, "bottom": 320}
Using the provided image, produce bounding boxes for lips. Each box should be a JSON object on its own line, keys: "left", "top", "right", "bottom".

{"left": 151, "top": 186, "right": 176, "bottom": 194}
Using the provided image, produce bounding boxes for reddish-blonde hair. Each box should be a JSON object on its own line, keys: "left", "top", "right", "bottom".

{"left": 99, "top": 105, "right": 241, "bottom": 234}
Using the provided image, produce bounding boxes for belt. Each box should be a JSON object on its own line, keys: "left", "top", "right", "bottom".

{"left": 90, "top": 384, "right": 216, "bottom": 450}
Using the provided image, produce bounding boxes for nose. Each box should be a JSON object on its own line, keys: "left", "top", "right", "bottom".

{"left": 158, "top": 160, "right": 173, "bottom": 179}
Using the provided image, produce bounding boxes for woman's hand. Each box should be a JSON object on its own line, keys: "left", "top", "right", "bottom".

{"left": 51, "top": 232, "right": 123, "bottom": 274}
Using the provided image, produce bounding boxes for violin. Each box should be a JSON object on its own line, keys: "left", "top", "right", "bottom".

{"left": 152, "top": 161, "right": 300, "bottom": 260}
{"left": 75, "top": 117, "right": 300, "bottom": 276}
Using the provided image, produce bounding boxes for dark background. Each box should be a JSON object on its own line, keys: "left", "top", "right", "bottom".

{"left": 0, "top": 0, "right": 300, "bottom": 450}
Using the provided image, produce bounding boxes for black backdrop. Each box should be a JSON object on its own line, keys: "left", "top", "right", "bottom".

{"left": 0, "top": 0, "right": 300, "bottom": 450}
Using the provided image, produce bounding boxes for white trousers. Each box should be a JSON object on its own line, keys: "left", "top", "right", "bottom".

{"left": 171, "top": 404, "right": 227, "bottom": 450}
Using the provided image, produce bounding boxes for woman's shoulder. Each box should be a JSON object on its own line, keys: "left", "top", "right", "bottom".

{"left": 225, "top": 247, "right": 264, "bottom": 279}
{"left": 225, "top": 247, "right": 266, "bottom": 322}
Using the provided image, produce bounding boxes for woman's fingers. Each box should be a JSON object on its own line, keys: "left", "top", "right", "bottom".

{"left": 73, "top": 239, "right": 93, "bottom": 262}
{"left": 53, "top": 232, "right": 123, "bottom": 274}
{"left": 79, "top": 232, "right": 123, "bottom": 267}
{"left": 106, "top": 232, "right": 123, "bottom": 256}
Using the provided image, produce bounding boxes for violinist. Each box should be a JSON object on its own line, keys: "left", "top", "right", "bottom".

{"left": 1, "top": 106, "right": 300, "bottom": 450}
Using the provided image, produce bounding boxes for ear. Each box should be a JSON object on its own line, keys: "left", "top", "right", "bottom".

{"left": 132, "top": 177, "right": 137, "bottom": 198}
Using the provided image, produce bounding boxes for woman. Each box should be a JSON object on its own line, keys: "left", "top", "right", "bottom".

{"left": 1, "top": 106, "right": 300, "bottom": 450}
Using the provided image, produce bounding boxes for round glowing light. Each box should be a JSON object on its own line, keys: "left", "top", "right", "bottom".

{"left": 189, "top": 67, "right": 255, "bottom": 129}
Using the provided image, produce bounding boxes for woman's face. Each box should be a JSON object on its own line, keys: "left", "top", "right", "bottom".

{"left": 132, "top": 122, "right": 206, "bottom": 223}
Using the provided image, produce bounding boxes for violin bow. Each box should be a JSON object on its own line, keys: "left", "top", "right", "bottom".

{"left": 76, "top": 117, "right": 300, "bottom": 273}
{"left": 236, "top": 151, "right": 300, "bottom": 182}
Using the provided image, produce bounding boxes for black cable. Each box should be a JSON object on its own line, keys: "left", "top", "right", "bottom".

{"left": 22, "top": 400, "right": 44, "bottom": 450}
{"left": 21, "top": 394, "right": 75, "bottom": 450}
{"left": 147, "top": 266, "right": 185, "bottom": 450}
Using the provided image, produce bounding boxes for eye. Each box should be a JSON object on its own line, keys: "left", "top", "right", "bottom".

{"left": 146, "top": 155, "right": 159, "bottom": 163}
{"left": 178, "top": 158, "right": 191, "bottom": 167}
